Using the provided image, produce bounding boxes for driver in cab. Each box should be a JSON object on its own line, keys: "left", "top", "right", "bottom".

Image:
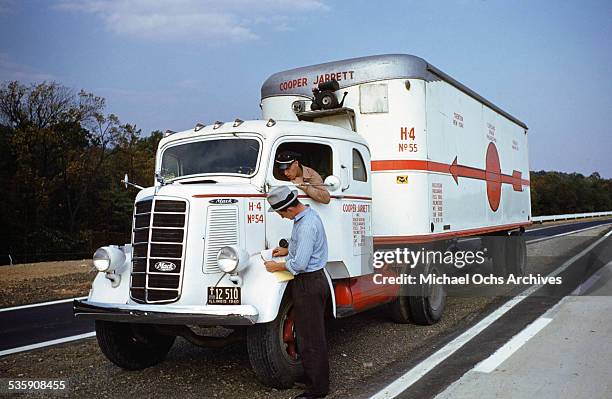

{"left": 275, "top": 151, "right": 330, "bottom": 204}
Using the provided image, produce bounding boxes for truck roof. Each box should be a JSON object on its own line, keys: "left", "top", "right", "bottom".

{"left": 261, "top": 54, "right": 527, "bottom": 130}
{"left": 159, "top": 119, "right": 369, "bottom": 148}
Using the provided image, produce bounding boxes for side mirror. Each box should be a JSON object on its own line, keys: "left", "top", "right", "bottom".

{"left": 121, "top": 173, "right": 144, "bottom": 190}
{"left": 324, "top": 175, "right": 341, "bottom": 191}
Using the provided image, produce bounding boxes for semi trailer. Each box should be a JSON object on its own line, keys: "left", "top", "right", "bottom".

{"left": 74, "top": 54, "right": 530, "bottom": 388}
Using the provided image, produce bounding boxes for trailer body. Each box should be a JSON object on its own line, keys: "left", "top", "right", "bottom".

{"left": 261, "top": 54, "right": 531, "bottom": 244}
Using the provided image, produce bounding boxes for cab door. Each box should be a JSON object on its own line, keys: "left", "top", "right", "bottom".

{"left": 265, "top": 137, "right": 343, "bottom": 263}
{"left": 264, "top": 138, "right": 372, "bottom": 279}
{"left": 338, "top": 143, "right": 373, "bottom": 277}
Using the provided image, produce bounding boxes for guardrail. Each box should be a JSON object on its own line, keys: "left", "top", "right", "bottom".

{"left": 532, "top": 211, "right": 612, "bottom": 223}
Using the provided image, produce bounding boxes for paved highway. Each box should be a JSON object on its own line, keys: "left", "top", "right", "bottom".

{"left": 0, "top": 300, "right": 93, "bottom": 354}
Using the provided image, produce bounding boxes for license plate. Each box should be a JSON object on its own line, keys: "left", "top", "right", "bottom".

{"left": 207, "top": 286, "right": 241, "bottom": 305}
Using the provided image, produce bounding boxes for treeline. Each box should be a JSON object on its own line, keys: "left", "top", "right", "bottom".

{"left": 0, "top": 81, "right": 160, "bottom": 265}
{"left": 0, "top": 80, "right": 610, "bottom": 265}
{"left": 530, "top": 170, "right": 612, "bottom": 216}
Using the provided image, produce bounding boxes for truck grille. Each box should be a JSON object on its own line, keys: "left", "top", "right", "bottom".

{"left": 204, "top": 206, "right": 239, "bottom": 273}
{"left": 130, "top": 198, "right": 188, "bottom": 303}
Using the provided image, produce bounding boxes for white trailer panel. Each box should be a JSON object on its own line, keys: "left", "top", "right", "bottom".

{"left": 261, "top": 54, "right": 530, "bottom": 243}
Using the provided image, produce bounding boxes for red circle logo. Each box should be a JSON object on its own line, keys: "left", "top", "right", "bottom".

{"left": 485, "top": 142, "right": 501, "bottom": 211}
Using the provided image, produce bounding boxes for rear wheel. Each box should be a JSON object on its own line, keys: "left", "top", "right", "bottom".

{"left": 246, "top": 296, "right": 304, "bottom": 388}
{"left": 388, "top": 264, "right": 411, "bottom": 323}
{"left": 95, "top": 321, "right": 176, "bottom": 370}
{"left": 484, "top": 234, "right": 508, "bottom": 277}
{"left": 389, "top": 261, "right": 446, "bottom": 325}
{"left": 505, "top": 231, "right": 526, "bottom": 276}
{"left": 408, "top": 262, "right": 446, "bottom": 325}
{"left": 388, "top": 288, "right": 411, "bottom": 324}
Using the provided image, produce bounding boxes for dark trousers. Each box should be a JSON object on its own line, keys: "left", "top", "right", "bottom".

{"left": 291, "top": 269, "right": 330, "bottom": 395}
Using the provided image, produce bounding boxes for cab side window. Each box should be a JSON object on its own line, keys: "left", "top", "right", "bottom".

{"left": 352, "top": 149, "right": 367, "bottom": 182}
{"left": 273, "top": 142, "right": 333, "bottom": 181}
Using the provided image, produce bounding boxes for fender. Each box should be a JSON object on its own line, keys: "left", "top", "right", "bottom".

{"left": 88, "top": 248, "right": 131, "bottom": 304}
{"left": 239, "top": 254, "right": 289, "bottom": 323}
{"left": 241, "top": 255, "right": 338, "bottom": 322}
{"left": 323, "top": 268, "right": 337, "bottom": 318}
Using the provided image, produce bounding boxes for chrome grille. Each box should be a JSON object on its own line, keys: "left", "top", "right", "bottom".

{"left": 130, "top": 198, "right": 188, "bottom": 304}
{"left": 204, "top": 206, "right": 239, "bottom": 273}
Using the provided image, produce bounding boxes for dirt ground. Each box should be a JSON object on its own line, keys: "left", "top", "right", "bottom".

{"left": 0, "top": 260, "right": 94, "bottom": 308}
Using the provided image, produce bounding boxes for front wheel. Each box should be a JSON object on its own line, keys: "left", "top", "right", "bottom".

{"left": 95, "top": 321, "right": 176, "bottom": 370}
{"left": 246, "top": 296, "right": 304, "bottom": 388}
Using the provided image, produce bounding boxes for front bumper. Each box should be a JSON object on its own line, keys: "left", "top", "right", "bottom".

{"left": 73, "top": 300, "right": 258, "bottom": 326}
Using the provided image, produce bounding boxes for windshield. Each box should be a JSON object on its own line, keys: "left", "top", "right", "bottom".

{"left": 160, "top": 138, "right": 260, "bottom": 180}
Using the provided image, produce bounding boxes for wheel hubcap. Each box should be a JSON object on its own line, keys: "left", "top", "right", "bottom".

{"left": 429, "top": 282, "right": 444, "bottom": 311}
{"left": 282, "top": 317, "right": 298, "bottom": 359}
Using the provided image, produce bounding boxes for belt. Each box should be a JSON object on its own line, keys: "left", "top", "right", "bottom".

{"left": 295, "top": 268, "right": 325, "bottom": 279}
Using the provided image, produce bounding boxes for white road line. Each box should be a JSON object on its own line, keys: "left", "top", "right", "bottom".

{"left": 0, "top": 332, "right": 96, "bottom": 357}
{"left": 526, "top": 223, "right": 611, "bottom": 245}
{"left": 473, "top": 317, "right": 553, "bottom": 373}
{"left": 526, "top": 224, "right": 584, "bottom": 233}
{"left": 369, "top": 227, "right": 612, "bottom": 399}
{"left": 527, "top": 219, "right": 611, "bottom": 233}
{"left": 0, "top": 296, "right": 88, "bottom": 313}
{"left": 472, "top": 281, "right": 580, "bottom": 375}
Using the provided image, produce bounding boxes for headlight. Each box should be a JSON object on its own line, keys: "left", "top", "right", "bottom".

{"left": 217, "top": 247, "right": 239, "bottom": 273}
{"left": 217, "top": 245, "right": 249, "bottom": 273}
{"left": 93, "top": 246, "right": 126, "bottom": 272}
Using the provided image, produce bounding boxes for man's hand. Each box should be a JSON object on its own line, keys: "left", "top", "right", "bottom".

{"left": 272, "top": 246, "right": 288, "bottom": 257}
{"left": 292, "top": 176, "right": 305, "bottom": 185}
{"left": 264, "top": 260, "right": 286, "bottom": 273}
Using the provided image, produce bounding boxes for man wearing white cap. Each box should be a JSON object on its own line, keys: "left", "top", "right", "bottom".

{"left": 264, "top": 186, "right": 330, "bottom": 399}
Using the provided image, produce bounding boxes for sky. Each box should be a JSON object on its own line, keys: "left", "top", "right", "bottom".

{"left": 1, "top": 0, "right": 611, "bottom": 177}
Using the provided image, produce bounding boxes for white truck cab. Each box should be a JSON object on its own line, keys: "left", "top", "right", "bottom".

{"left": 74, "top": 54, "right": 530, "bottom": 388}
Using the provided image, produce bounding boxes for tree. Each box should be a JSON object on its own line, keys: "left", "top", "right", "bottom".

{"left": 0, "top": 81, "right": 161, "bottom": 263}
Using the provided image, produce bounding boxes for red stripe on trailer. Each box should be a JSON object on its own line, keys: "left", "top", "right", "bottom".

{"left": 371, "top": 159, "right": 530, "bottom": 190}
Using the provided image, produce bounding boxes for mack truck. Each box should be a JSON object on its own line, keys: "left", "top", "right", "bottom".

{"left": 74, "top": 54, "right": 530, "bottom": 388}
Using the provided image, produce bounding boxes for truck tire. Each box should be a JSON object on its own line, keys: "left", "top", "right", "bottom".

{"left": 95, "top": 320, "right": 176, "bottom": 370}
{"left": 484, "top": 234, "right": 508, "bottom": 277}
{"left": 505, "top": 231, "right": 526, "bottom": 276}
{"left": 407, "top": 262, "right": 446, "bottom": 325}
{"left": 388, "top": 264, "right": 411, "bottom": 323}
{"left": 388, "top": 288, "right": 411, "bottom": 323}
{"left": 246, "top": 296, "right": 304, "bottom": 388}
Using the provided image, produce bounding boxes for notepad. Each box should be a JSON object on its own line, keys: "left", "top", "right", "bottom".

{"left": 260, "top": 248, "right": 274, "bottom": 262}
{"left": 260, "top": 249, "right": 294, "bottom": 282}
